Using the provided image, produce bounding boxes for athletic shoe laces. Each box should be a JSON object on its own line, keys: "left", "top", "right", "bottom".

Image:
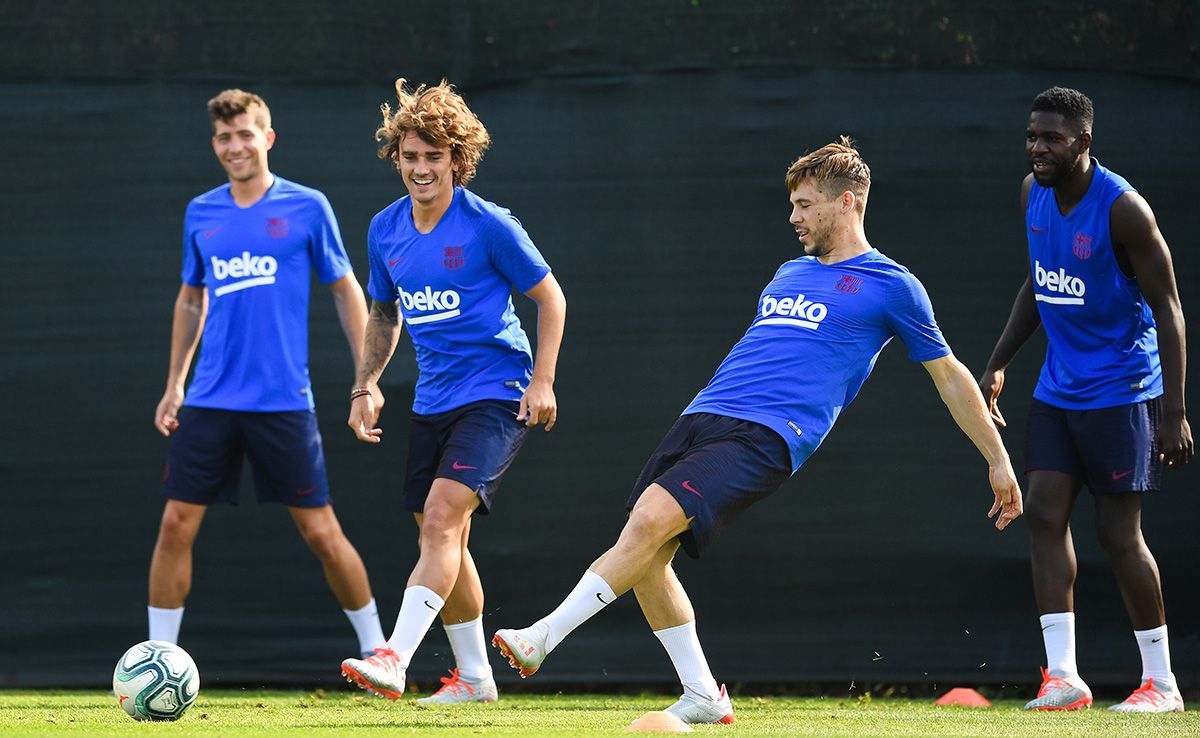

{"left": 432, "top": 668, "right": 470, "bottom": 697}
{"left": 1036, "top": 666, "right": 1072, "bottom": 696}
{"left": 363, "top": 647, "right": 400, "bottom": 668}
{"left": 1123, "top": 679, "right": 1164, "bottom": 705}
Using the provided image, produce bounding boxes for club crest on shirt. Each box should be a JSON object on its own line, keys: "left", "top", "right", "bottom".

{"left": 266, "top": 217, "right": 289, "bottom": 239}
{"left": 1072, "top": 231, "right": 1093, "bottom": 259}
{"left": 835, "top": 274, "right": 863, "bottom": 294}
{"left": 443, "top": 245, "right": 465, "bottom": 269}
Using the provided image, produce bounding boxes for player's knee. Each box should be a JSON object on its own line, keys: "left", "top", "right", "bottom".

{"left": 156, "top": 509, "right": 200, "bottom": 550}
{"left": 1096, "top": 521, "right": 1142, "bottom": 559}
{"left": 624, "top": 506, "right": 678, "bottom": 547}
{"left": 301, "top": 523, "right": 348, "bottom": 562}
{"left": 1022, "top": 503, "right": 1067, "bottom": 537}
{"left": 418, "top": 506, "right": 466, "bottom": 547}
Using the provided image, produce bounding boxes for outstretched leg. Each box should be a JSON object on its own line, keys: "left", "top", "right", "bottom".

{"left": 493, "top": 484, "right": 689, "bottom": 676}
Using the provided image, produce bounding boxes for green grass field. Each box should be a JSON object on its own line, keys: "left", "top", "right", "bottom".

{"left": 2, "top": 690, "right": 1196, "bottom": 737}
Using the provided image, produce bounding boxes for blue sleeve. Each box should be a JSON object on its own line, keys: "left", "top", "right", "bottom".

{"left": 365, "top": 219, "right": 398, "bottom": 303}
{"left": 885, "top": 272, "right": 951, "bottom": 362}
{"left": 180, "top": 203, "right": 205, "bottom": 287}
{"left": 307, "top": 193, "right": 353, "bottom": 284}
{"left": 485, "top": 214, "right": 551, "bottom": 293}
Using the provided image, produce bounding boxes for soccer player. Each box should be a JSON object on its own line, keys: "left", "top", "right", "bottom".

{"left": 148, "top": 89, "right": 386, "bottom": 658}
{"left": 491, "top": 137, "right": 1023, "bottom": 724}
{"left": 979, "top": 87, "right": 1191, "bottom": 713}
{"left": 338, "top": 80, "right": 566, "bottom": 704}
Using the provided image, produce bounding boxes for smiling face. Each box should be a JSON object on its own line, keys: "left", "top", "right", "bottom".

{"left": 788, "top": 179, "right": 847, "bottom": 258}
{"left": 397, "top": 130, "right": 457, "bottom": 210}
{"left": 1026, "top": 110, "right": 1089, "bottom": 188}
{"left": 211, "top": 111, "right": 274, "bottom": 183}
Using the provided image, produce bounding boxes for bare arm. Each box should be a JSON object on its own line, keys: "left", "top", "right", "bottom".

{"left": 979, "top": 174, "right": 1042, "bottom": 428}
{"left": 347, "top": 299, "right": 402, "bottom": 443}
{"left": 924, "top": 354, "right": 1023, "bottom": 530}
{"left": 328, "top": 272, "right": 369, "bottom": 371}
{"left": 518, "top": 273, "right": 567, "bottom": 430}
{"left": 1112, "top": 191, "right": 1193, "bottom": 467}
{"left": 154, "top": 284, "right": 207, "bottom": 436}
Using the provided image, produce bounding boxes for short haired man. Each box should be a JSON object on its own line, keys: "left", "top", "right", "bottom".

{"left": 149, "top": 90, "right": 386, "bottom": 657}
{"left": 491, "top": 137, "right": 1022, "bottom": 724}
{"left": 338, "top": 80, "right": 566, "bottom": 703}
{"left": 980, "top": 87, "right": 1191, "bottom": 713}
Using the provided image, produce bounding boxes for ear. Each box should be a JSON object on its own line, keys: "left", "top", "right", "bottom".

{"left": 1078, "top": 130, "right": 1091, "bottom": 153}
{"left": 264, "top": 127, "right": 276, "bottom": 151}
{"left": 841, "top": 190, "right": 856, "bottom": 212}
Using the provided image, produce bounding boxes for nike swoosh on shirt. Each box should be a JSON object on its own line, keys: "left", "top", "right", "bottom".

{"left": 1111, "top": 469, "right": 1134, "bottom": 480}
{"left": 388, "top": 257, "right": 405, "bottom": 266}
{"left": 681, "top": 480, "right": 702, "bottom": 498}
{"left": 1030, "top": 226, "right": 1047, "bottom": 232}
{"left": 452, "top": 461, "right": 478, "bottom": 470}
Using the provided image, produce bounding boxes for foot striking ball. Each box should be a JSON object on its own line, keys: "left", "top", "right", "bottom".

{"left": 112, "top": 640, "right": 200, "bottom": 721}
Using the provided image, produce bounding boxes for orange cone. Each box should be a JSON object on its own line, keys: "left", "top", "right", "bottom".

{"left": 627, "top": 710, "right": 694, "bottom": 732}
{"left": 935, "top": 688, "right": 992, "bottom": 707}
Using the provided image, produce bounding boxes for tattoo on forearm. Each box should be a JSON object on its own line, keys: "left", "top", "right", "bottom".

{"left": 358, "top": 300, "right": 400, "bottom": 383}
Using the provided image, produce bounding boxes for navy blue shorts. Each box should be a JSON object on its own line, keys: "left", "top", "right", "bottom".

{"left": 1025, "top": 397, "right": 1162, "bottom": 494}
{"left": 161, "top": 407, "right": 331, "bottom": 507}
{"left": 627, "top": 413, "right": 792, "bottom": 559}
{"left": 404, "top": 399, "right": 529, "bottom": 515}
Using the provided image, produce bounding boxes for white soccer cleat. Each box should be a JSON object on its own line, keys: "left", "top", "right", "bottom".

{"left": 1108, "top": 679, "right": 1185, "bottom": 713}
{"left": 664, "top": 683, "right": 736, "bottom": 724}
{"left": 341, "top": 647, "right": 406, "bottom": 700}
{"left": 1024, "top": 666, "right": 1093, "bottom": 711}
{"left": 416, "top": 668, "right": 498, "bottom": 704}
{"left": 492, "top": 622, "right": 549, "bottom": 678}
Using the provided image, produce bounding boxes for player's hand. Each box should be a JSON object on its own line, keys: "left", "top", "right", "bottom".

{"left": 517, "top": 377, "right": 557, "bottom": 430}
{"left": 348, "top": 389, "right": 384, "bottom": 444}
{"left": 1157, "top": 408, "right": 1193, "bottom": 468}
{"left": 978, "top": 369, "right": 1007, "bottom": 429}
{"left": 154, "top": 387, "right": 185, "bottom": 437}
{"left": 986, "top": 463, "right": 1022, "bottom": 531}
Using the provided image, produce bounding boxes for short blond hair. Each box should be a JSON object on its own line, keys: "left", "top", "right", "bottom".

{"left": 375, "top": 79, "right": 491, "bottom": 186}
{"left": 207, "top": 89, "right": 270, "bottom": 131}
{"left": 785, "top": 136, "right": 871, "bottom": 213}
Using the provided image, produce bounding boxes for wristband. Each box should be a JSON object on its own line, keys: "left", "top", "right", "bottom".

{"left": 350, "top": 387, "right": 372, "bottom": 400}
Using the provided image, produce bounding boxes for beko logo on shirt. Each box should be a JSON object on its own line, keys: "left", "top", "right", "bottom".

{"left": 210, "top": 252, "right": 278, "bottom": 296}
{"left": 399, "top": 285, "right": 462, "bottom": 324}
{"left": 758, "top": 293, "right": 829, "bottom": 330}
{"left": 1034, "top": 260, "right": 1086, "bottom": 305}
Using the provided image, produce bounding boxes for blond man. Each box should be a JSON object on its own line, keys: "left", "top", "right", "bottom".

{"left": 492, "top": 138, "right": 1022, "bottom": 724}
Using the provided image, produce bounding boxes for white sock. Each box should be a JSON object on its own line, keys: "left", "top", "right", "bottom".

{"left": 1134, "top": 624, "right": 1176, "bottom": 692}
{"left": 343, "top": 597, "right": 387, "bottom": 657}
{"left": 1039, "top": 612, "right": 1080, "bottom": 680}
{"left": 148, "top": 606, "right": 184, "bottom": 644}
{"left": 386, "top": 586, "right": 445, "bottom": 667}
{"left": 536, "top": 570, "right": 617, "bottom": 652}
{"left": 444, "top": 617, "right": 493, "bottom": 681}
{"left": 654, "top": 621, "right": 721, "bottom": 701}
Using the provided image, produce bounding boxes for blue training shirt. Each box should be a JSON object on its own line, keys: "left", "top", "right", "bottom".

{"left": 366, "top": 187, "right": 551, "bottom": 415}
{"left": 181, "top": 176, "right": 352, "bottom": 412}
{"left": 684, "top": 250, "right": 951, "bottom": 472}
{"left": 1026, "top": 159, "right": 1162, "bottom": 410}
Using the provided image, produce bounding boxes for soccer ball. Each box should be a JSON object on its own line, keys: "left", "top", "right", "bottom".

{"left": 112, "top": 640, "right": 200, "bottom": 721}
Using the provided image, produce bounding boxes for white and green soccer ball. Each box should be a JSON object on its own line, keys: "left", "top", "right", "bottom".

{"left": 112, "top": 640, "right": 200, "bottom": 721}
